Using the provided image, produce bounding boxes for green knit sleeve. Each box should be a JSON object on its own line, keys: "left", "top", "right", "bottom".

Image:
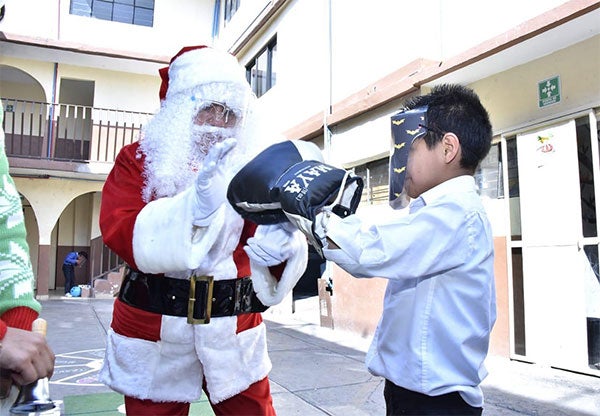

{"left": 0, "top": 100, "right": 41, "bottom": 316}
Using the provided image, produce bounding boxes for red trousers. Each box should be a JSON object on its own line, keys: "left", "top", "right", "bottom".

{"left": 124, "top": 376, "right": 276, "bottom": 416}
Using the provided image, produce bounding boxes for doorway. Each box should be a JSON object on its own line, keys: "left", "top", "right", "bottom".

{"left": 504, "top": 111, "right": 600, "bottom": 374}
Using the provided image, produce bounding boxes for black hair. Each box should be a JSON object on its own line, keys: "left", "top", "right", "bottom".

{"left": 78, "top": 251, "right": 89, "bottom": 260}
{"left": 405, "top": 84, "right": 492, "bottom": 171}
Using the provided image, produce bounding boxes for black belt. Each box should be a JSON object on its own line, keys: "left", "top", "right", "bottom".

{"left": 118, "top": 268, "right": 268, "bottom": 324}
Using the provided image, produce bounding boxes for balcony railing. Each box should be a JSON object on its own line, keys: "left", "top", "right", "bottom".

{"left": 1, "top": 97, "right": 154, "bottom": 163}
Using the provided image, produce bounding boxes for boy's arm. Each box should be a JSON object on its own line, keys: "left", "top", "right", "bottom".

{"left": 326, "top": 237, "right": 339, "bottom": 249}
{"left": 321, "top": 206, "right": 471, "bottom": 280}
{"left": 64, "top": 252, "right": 78, "bottom": 265}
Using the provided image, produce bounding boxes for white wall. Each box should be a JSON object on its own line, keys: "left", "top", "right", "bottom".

{"left": 328, "top": 34, "right": 600, "bottom": 172}
{"left": 216, "top": 0, "right": 272, "bottom": 50}
{"left": 329, "top": 0, "right": 567, "bottom": 101}
{"left": 225, "top": 0, "right": 573, "bottom": 141}
{"left": 235, "top": 0, "right": 331, "bottom": 135}
{"left": 0, "top": 0, "right": 215, "bottom": 57}
{"left": 0, "top": 0, "right": 60, "bottom": 39}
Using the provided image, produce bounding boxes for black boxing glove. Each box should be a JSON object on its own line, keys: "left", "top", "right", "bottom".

{"left": 227, "top": 140, "right": 363, "bottom": 255}
{"left": 272, "top": 160, "right": 363, "bottom": 256}
{"left": 227, "top": 140, "right": 323, "bottom": 224}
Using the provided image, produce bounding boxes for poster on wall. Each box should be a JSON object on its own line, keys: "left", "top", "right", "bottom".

{"left": 516, "top": 120, "right": 580, "bottom": 245}
{"left": 538, "top": 76, "right": 561, "bottom": 108}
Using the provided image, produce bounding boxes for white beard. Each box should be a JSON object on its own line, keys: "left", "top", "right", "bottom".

{"left": 139, "top": 95, "right": 240, "bottom": 201}
{"left": 190, "top": 124, "right": 235, "bottom": 158}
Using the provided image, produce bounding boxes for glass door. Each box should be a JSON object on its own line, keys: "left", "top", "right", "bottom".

{"left": 503, "top": 111, "right": 600, "bottom": 374}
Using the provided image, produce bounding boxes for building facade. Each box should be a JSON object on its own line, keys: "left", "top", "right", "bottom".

{"left": 1, "top": 0, "right": 598, "bottom": 378}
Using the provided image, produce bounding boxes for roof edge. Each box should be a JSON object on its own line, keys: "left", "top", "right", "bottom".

{"left": 284, "top": 0, "right": 600, "bottom": 141}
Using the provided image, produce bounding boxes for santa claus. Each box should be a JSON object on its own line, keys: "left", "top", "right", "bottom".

{"left": 99, "top": 45, "right": 308, "bottom": 415}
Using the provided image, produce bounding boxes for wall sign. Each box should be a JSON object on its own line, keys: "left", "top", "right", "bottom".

{"left": 538, "top": 76, "right": 561, "bottom": 108}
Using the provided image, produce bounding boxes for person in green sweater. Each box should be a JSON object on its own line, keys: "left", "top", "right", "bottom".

{"left": 0, "top": 100, "right": 55, "bottom": 408}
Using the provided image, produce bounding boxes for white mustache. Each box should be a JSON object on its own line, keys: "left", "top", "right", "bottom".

{"left": 191, "top": 125, "right": 236, "bottom": 155}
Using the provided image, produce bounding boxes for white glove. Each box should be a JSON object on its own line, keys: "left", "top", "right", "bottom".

{"left": 193, "top": 138, "right": 237, "bottom": 226}
{"left": 244, "top": 223, "right": 297, "bottom": 267}
{"left": 313, "top": 210, "right": 330, "bottom": 249}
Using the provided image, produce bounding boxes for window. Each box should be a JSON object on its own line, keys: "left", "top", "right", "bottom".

{"left": 224, "top": 0, "right": 240, "bottom": 23}
{"left": 475, "top": 142, "right": 503, "bottom": 199}
{"left": 70, "top": 0, "right": 154, "bottom": 27}
{"left": 354, "top": 158, "right": 390, "bottom": 206}
{"left": 246, "top": 37, "right": 277, "bottom": 98}
{"left": 353, "top": 142, "right": 503, "bottom": 206}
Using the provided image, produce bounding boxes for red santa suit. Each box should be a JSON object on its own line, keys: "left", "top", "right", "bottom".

{"left": 98, "top": 46, "right": 308, "bottom": 415}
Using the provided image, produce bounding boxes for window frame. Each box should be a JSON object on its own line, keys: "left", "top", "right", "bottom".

{"left": 224, "top": 0, "right": 240, "bottom": 23}
{"left": 69, "top": 0, "right": 155, "bottom": 27}
{"left": 245, "top": 36, "right": 277, "bottom": 98}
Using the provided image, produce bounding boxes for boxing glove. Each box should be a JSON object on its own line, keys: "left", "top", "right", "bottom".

{"left": 272, "top": 161, "right": 363, "bottom": 255}
{"left": 227, "top": 139, "right": 363, "bottom": 256}
{"left": 227, "top": 140, "right": 323, "bottom": 224}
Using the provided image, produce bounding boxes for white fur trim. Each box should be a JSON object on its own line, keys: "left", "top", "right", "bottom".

{"left": 167, "top": 48, "right": 247, "bottom": 100}
{"left": 290, "top": 140, "right": 324, "bottom": 162}
{"left": 251, "top": 230, "right": 308, "bottom": 306}
{"left": 100, "top": 317, "right": 270, "bottom": 404}
{"left": 100, "top": 328, "right": 201, "bottom": 402}
{"left": 197, "top": 319, "right": 271, "bottom": 403}
{"left": 132, "top": 187, "right": 228, "bottom": 273}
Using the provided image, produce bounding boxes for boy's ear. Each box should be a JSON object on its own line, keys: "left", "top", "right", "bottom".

{"left": 442, "top": 133, "right": 460, "bottom": 163}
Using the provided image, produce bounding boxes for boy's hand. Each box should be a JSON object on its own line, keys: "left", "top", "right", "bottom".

{"left": 274, "top": 166, "right": 363, "bottom": 256}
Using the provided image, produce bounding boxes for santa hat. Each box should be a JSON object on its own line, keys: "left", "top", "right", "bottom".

{"left": 158, "top": 45, "right": 249, "bottom": 101}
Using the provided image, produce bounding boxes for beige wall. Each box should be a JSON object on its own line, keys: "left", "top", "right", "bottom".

{"left": 14, "top": 177, "right": 102, "bottom": 245}
{"left": 90, "top": 192, "right": 102, "bottom": 241}
{"left": 473, "top": 35, "right": 600, "bottom": 134}
{"left": 328, "top": 35, "right": 600, "bottom": 183}
{"left": 1, "top": 56, "right": 161, "bottom": 113}
{"left": 20, "top": 186, "right": 100, "bottom": 287}
{"left": 57, "top": 64, "right": 161, "bottom": 113}
{"left": 0, "top": 57, "right": 57, "bottom": 102}
{"left": 0, "top": 76, "right": 46, "bottom": 102}
{"left": 58, "top": 195, "right": 93, "bottom": 247}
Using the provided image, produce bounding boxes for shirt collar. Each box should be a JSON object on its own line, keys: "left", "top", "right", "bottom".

{"left": 415, "top": 175, "right": 477, "bottom": 207}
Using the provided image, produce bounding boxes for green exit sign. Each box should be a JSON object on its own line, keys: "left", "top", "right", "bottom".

{"left": 538, "top": 76, "right": 561, "bottom": 108}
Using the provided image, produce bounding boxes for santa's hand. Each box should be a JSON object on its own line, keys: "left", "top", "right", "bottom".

{"left": 194, "top": 138, "right": 237, "bottom": 226}
{"left": 244, "top": 223, "right": 296, "bottom": 267}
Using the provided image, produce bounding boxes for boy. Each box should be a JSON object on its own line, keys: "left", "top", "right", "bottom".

{"left": 62, "top": 251, "right": 87, "bottom": 296}
{"left": 320, "top": 84, "right": 496, "bottom": 415}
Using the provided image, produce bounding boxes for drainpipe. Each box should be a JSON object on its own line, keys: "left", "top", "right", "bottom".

{"left": 320, "top": 0, "right": 335, "bottom": 292}
{"left": 323, "top": 0, "right": 333, "bottom": 161}
{"left": 57, "top": 0, "right": 61, "bottom": 40}
{"left": 47, "top": 62, "right": 58, "bottom": 158}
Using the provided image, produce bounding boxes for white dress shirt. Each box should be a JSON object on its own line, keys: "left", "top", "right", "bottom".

{"left": 324, "top": 175, "right": 497, "bottom": 407}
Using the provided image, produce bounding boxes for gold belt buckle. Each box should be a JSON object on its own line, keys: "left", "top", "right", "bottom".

{"left": 188, "top": 275, "right": 214, "bottom": 324}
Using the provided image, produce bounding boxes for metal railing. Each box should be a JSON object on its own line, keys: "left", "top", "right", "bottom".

{"left": 1, "top": 97, "right": 154, "bottom": 163}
